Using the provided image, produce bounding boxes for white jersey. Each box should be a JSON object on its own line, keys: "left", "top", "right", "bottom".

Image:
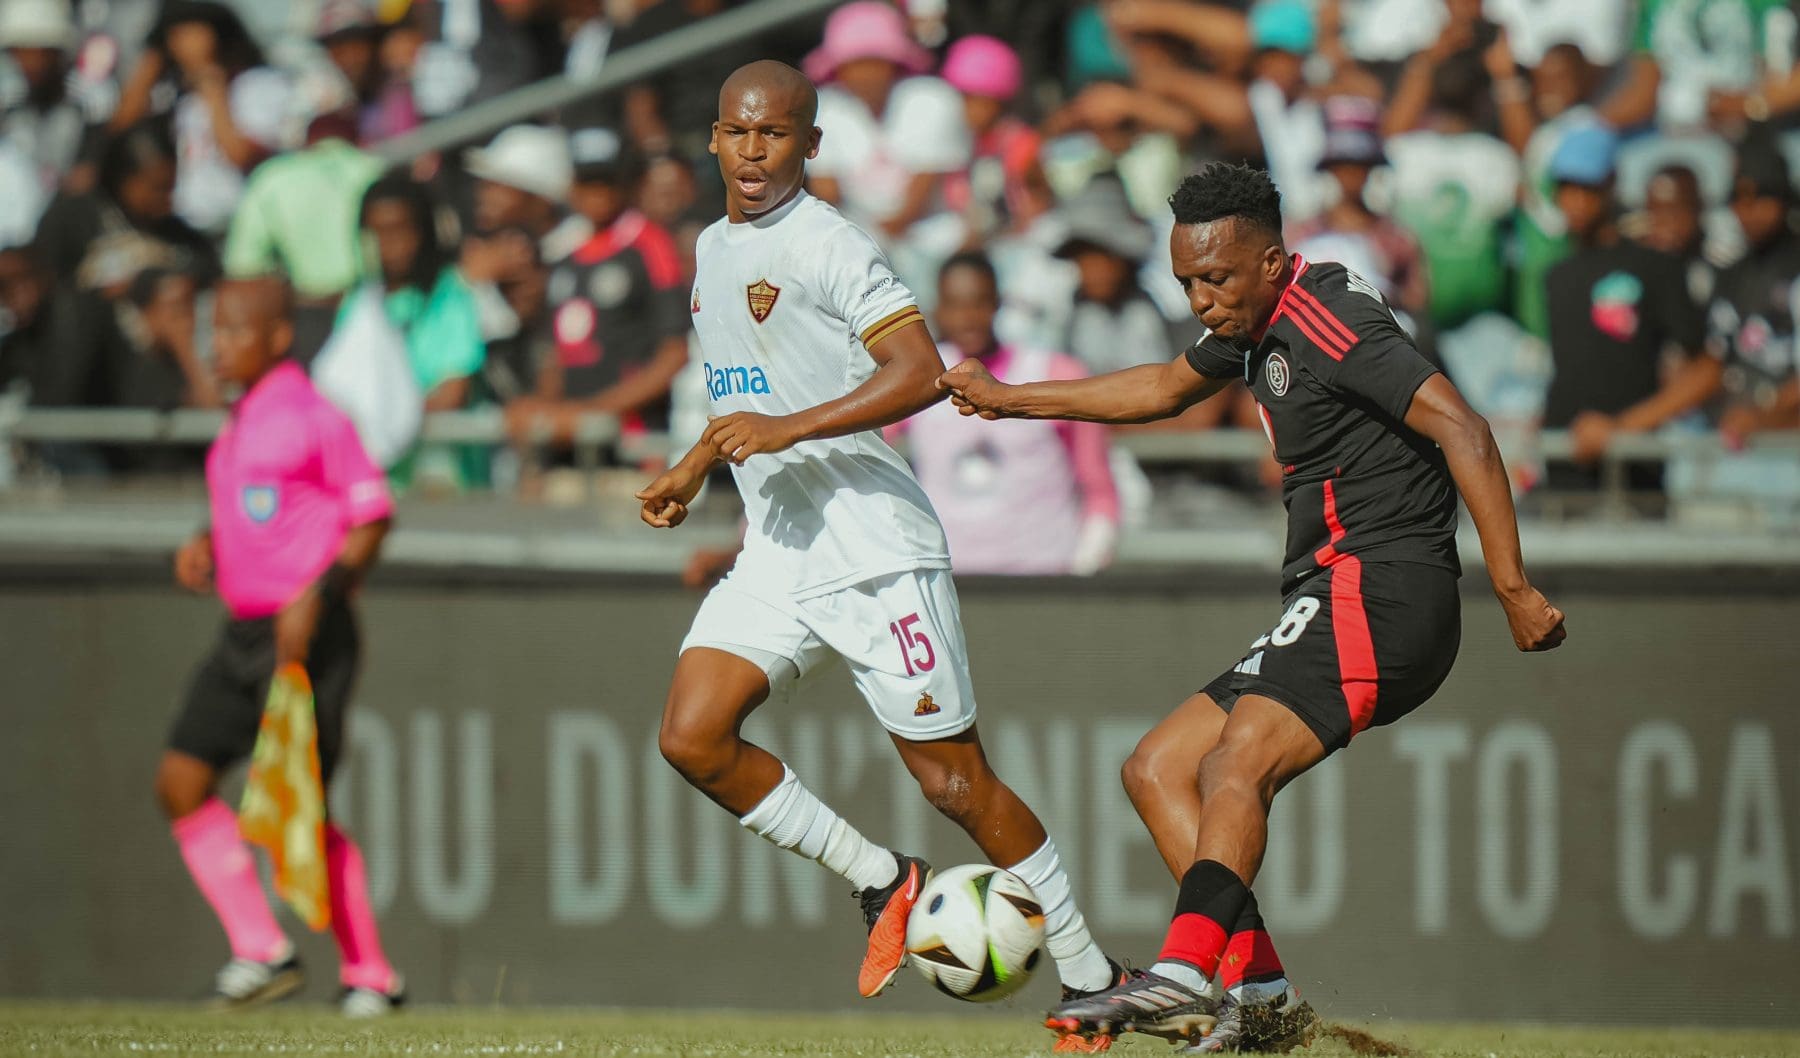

{"left": 691, "top": 190, "right": 949, "bottom": 598}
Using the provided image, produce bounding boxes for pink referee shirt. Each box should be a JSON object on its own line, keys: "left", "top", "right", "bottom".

{"left": 207, "top": 361, "right": 393, "bottom": 619}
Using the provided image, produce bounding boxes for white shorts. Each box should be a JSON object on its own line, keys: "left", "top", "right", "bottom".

{"left": 680, "top": 567, "right": 977, "bottom": 740}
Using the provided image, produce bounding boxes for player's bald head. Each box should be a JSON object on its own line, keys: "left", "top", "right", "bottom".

{"left": 216, "top": 275, "right": 294, "bottom": 325}
{"left": 719, "top": 60, "right": 818, "bottom": 127}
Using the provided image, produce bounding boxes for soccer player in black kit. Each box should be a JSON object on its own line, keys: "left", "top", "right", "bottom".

{"left": 941, "top": 163, "right": 1567, "bottom": 1053}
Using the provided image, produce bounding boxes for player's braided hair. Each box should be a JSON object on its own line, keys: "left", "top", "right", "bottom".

{"left": 1168, "top": 162, "right": 1284, "bottom": 241}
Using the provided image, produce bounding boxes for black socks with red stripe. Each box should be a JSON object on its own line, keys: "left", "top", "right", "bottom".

{"left": 1151, "top": 859, "right": 1248, "bottom": 991}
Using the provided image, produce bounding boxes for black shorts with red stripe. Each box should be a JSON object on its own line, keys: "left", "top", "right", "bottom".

{"left": 1203, "top": 560, "right": 1460, "bottom": 752}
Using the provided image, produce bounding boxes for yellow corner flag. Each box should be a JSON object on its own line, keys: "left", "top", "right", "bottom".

{"left": 240, "top": 663, "right": 331, "bottom": 931}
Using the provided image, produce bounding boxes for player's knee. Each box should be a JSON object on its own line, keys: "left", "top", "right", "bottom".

{"left": 657, "top": 710, "right": 732, "bottom": 786}
{"left": 154, "top": 759, "right": 207, "bottom": 820}
{"left": 1122, "top": 735, "right": 1190, "bottom": 807}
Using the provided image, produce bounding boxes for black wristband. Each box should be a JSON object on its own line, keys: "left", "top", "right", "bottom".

{"left": 319, "top": 562, "right": 358, "bottom": 605}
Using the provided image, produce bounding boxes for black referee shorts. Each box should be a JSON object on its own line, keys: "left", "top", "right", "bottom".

{"left": 167, "top": 597, "right": 360, "bottom": 783}
{"left": 1203, "top": 561, "right": 1461, "bottom": 752}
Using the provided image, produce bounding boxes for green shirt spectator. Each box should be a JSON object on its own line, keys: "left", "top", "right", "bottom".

{"left": 223, "top": 122, "right": 386, "bottom": 299}
{"left": 1513, "top": 106, "right": 1595, "bottom": 340}
{"left": 1387, "top": 127, "right": 1520, "bottom": 329}
{"left": 1604, "top": 0, "right": 1795, "bottom": 128}
{"left": 361, "top": 271, "right": 486, "bottom": 396}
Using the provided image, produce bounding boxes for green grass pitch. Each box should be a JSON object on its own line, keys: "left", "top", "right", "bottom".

{"left": 3, "top": 1004, "right": 1798, "bottom": 1058}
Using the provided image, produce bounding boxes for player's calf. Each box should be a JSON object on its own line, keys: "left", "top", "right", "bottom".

{"left": 154, "top": 751, "right": 216, "bottom": 820}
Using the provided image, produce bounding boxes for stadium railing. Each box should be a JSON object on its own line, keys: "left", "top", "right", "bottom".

{"left": 6, "top": 405, "right": 1799, "bottom": 510}
{"left": 372, "top": 0, "right": 845, "bottom": 164}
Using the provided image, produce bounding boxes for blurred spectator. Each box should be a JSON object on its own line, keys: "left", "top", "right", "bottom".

{"left": 460, "top": 123, "right": 572, "bottom": 357}
{"left": 110, "top": 2, "right": 293, "bottom": 235}
{"left": 889, "top": 251, "right": 1120, "bottom": 575}
{"left": 32, "top": 120, "right": 218, "bottom": 297}
{"left": 223, "top": 113, "right": 384, "bottom": 297}
{"left": 310, "top": 0, "right": 393, "bottom": 145}
{"left": 1541, "top": 125, "right": 1720, "bottom": 496}
{"left": 0, "top": 247, "right": 37, "bottom": 390}
{"left": 1288, "top": 95, "right": 1428, "bottom": 322}
{"left": 986, "top": 161, "right": 1078, "bottom": 354}
{"left": 0, "top": 139, "right": 47, "bottom": 248}
{"left": 943, "top": 0, "right": 1067, "bottom": 97}
{"left": 1482, "top": 0, "right": 1631, "bottom": 68}
{"left": 1633, "top": 164, "right": 1718, "bottom": 307}
{"left": 1602, "top": 0, "right": 1797, "bottom": 131}
{"left": 351, "top": 174, "right": 485, "bottom": 413}
{"left": 111, "top": 266, "right": 219, "bottom": 410}
{"left": 1053, "top": 174, "right": 1182, "bottom": 375}
{"left": 560, "top": 0, "right": 611, "bottom": 81}
{"left": 1508, "top": 42, "right": 1602, "bottom": 342}
{"left": 637, "top": 152, "right": 703, "bottom": 243}
{"left": 505, "top": 127, "right": 688, "bottom": 449}
{"left": 1710, "top": 136, "right": 1800, "bottom": 445}
{"left": 465, "top": 123, "right": 572, "bottom": 246}
{"left": 406, "top": 0, "right": 539, "bottom": 118}
{"left": 600, "top": 0, "right": 760, "bottom": 164}
{"left": 1109, "top": 0, "right": 1339, "bottom": 222}
{"left": 223, "top": 110, "right": 387, "bottom": 363}
{"left": 1384, "top": 44, "right": 1517, "bottom": 329}
{"left": 939, "top": 34, "right": 1042, "bottom": 245}
{"left": 1, "top": 0, "right": 87, "bottom": 207}
{"left": 805, "top": 2, "right": 970, "bottom": 274}
{"left": 0, "top": 244, "right": 127, "bottom": 474}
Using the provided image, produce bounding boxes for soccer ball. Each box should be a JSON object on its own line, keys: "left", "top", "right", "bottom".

{"left": 905, "top": 864, "right": 1046, "bottom": 1002}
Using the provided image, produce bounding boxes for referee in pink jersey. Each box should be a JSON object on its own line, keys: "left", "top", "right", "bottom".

{"left": 155, "top": 277, "right": 403, "bottom": 1015}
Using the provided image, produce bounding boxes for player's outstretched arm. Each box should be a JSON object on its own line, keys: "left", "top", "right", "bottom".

{"left": 1403, "top": 374, "right": 1566, "bottom": 653}
{"left": 702, "top": 319, "right": 944, "bottom": 464}
{"left": 938, "top": 349, "right": 1229, "bottom": 425}
{"left": 637, "top": 440, "right": 722, "bottom": 528}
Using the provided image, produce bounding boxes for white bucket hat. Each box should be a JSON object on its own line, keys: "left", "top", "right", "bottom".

{"left": 464, "top": 125, "right": 573, "bottom": 204}
{"left": 0, "top": 0, "right": 77, "bottom": 50}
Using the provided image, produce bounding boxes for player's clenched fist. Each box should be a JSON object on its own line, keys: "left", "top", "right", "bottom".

{"left": 1499, "top": 586, "right": 1567, "bottom": 652}
{"left": 174, "top": 532, "right": 214, "bottom": 593}
{"left": 703, "top": 412, "right": 802, "bottom": 465}
{"left": 937, "top": 359, "right": 1013, "bottom": 419}
{"left": 636, "top": 462, "right": 706, "bottom": 528}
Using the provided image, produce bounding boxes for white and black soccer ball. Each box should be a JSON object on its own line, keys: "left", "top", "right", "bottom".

{"left": 905, "top": 864, "right": 1046, "bottom": 1002}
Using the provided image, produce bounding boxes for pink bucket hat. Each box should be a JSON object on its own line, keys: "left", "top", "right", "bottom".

{"left": 941, "top": 34, "right": 1022, "bottom": 101}
{"left": 803, "top": 2, "right": 933, "bottom": 84}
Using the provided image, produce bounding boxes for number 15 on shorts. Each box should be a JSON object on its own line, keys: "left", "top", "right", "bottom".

{"left": 889, "top": 613, "right": 937, "bottom": 676}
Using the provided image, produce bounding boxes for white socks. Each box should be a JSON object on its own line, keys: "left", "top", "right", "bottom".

{"left": 740, "top": 766, "right": 899, "bottom": 892}
{"left": 1008, "top": 838, "right": 1114, "bottom": 993}
{"left": 1151, "top": 959, "right": 1212, "bottom": 993}
{"left": 742, "top": 777, "right": 1114, "bottom": 993}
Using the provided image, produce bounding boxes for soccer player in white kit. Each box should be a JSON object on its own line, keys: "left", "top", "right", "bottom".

{"left": 636, "top": 62, "right": 1121, "bottom": 1043}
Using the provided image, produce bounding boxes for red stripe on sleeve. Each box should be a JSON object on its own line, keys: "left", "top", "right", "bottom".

{"left": 1283, "top": 294, "right": 1352, "bottom": 359}
{"left": 1289, "top": 286, "right": 1358, "bottom": 349}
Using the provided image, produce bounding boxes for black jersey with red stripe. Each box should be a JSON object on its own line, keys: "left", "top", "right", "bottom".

{"left": 548, "top": 210, "right": 689, "bottom": 428}
{"left": 1186, "top": 256, "right": 1460, "bottom": 594}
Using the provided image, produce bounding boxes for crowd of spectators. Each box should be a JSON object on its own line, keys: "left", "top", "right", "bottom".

{"left": 2, "top": 0, "right": 1799, "bottom": 567}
